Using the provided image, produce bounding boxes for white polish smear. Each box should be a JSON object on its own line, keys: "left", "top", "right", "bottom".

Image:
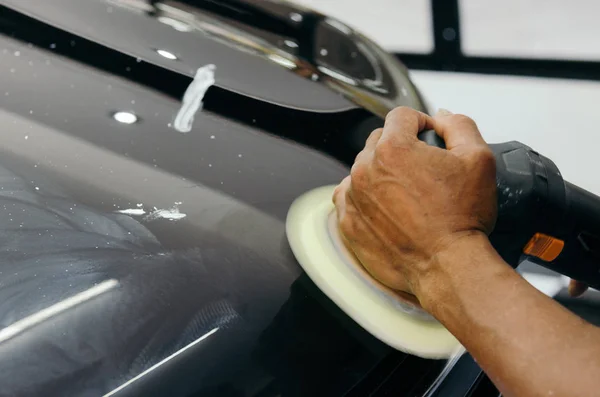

{"left": 173, "top": 64, "right": 216, "bottom": 133}
{"left": 145, "top": 202, "right": 186, "bottom": 221}
{"left": 117, "top": 208, "right": 146, "bottom": 216}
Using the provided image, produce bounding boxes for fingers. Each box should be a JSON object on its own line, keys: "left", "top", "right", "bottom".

{"left": 354, "top": 128, "right": 382, "bottom": 165}
{"left": 336, "top": 128, "right": 381, "bottom": 202}
{"left": 365, "top": 128, "right": 383, "bottom": 150}
{"left": 366, "top": 107, "right": 486, "bottom": 154}
{"left": 354, "top": 128, "right": 383, "bottom": 164}
{"left": 380, "top": 107, "right": 435, "bottom": 146}
{"left": 335, "top": 128, "right": 381, "bottom": 211}
{"left": 432, "top": 109, "right": 487, "bottom": 152}
{"left": 333, "top": 175, "right": 351, "bottom": 208}
{"left": 568, "top": 279, "right": 589, "bottom": 298}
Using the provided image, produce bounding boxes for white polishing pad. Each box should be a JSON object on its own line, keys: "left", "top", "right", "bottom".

{"left": 286, "top": 185, "right": 462, "bottom": 359}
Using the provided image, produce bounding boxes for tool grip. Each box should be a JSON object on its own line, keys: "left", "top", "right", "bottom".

{"left": 417, "top": 130, "right": 600, "bottom": 289}
{"left": 548, "top": 182, "right": 600, "bottom": 289}
{"left": 417, "top": 129, "right": 446, "bottom": 149}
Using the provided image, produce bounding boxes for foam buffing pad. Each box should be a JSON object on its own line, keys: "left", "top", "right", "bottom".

{"left": 286, "top": 185, "right": 462, "bottom": 359}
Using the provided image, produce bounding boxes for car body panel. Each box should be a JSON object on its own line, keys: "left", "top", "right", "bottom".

{"left": 0, "top": 1, "right": 461, "bottom": 396}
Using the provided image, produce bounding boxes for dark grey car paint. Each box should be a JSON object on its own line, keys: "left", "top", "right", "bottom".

{"left": 0, "top": 1, "right": 459, "bottom": 396}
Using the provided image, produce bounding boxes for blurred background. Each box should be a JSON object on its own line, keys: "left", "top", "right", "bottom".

{"left": 293, "top": 0, "right": 600, "bottom": 318}
{"left": 295, "top": 0, "right": 600, "bottom": 196}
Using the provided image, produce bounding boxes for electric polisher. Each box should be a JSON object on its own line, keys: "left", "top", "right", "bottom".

{"left": 286, "top": 129, "right": 600, "bottom": 359}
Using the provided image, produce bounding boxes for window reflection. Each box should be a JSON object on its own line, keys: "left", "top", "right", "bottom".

{"left": 104, "top": 0, "right": 418, "bottom": 116}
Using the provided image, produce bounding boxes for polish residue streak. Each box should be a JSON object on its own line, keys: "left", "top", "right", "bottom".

{"left": 145, "top": 202, "right": 186, "bottom": 221}
{"left": 117, "top": 208, "right": 146, "bottom": 216}
{"left": 173, "top": 64, "right": 216, "bottom": 133}
{"left": 117, "top": 202, "right": 185, "bottom": 221}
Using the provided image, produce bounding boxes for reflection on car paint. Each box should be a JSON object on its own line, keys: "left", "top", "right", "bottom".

{"left": 104, "top": 327, "right": 221, "bottom": 396}
{"left": 0, "top": 0, "right": 459, "bottom": 395}
{"left": 0, "top": 279, "right": 119, "bottom": 344}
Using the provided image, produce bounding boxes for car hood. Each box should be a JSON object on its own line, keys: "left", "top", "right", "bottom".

{"left": 0, "top": 1, "right": 449, "bottom": 396}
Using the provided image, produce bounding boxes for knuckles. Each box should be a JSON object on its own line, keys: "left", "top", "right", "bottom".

{"left": 350, "top": 162, "right": 369, "bottom": 190}
{"left": 385, "top": 106, "right": 414, "bottom": 122}
{"left": 447, "top": 114, "right": 478, "bottom": 130}
{"left": 373, "top": 142, "right": 391, "bottom": 162}
{"left": 374, "top": 140, "right": 412, "bottom": 165}
{"left": 366, "top": 128, "right": 384, "bottom": 145}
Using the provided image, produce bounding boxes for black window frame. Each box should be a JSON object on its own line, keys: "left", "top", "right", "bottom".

{"left": 395, "top": 0, "right": 600, "bottom": 81}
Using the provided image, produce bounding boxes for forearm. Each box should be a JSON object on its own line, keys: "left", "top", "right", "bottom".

{"left": 419, "top": 234, "right": 600, "bottom": 397}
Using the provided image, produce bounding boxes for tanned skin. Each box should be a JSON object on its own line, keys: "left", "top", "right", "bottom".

{"left": 333, "top": 107, "right": 600, "bottom": 397}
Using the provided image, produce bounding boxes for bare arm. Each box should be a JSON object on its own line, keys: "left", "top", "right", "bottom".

{"left": 425, "top": 233, "right": 600, "bottom": 397}
{"left": 333, "top": 107, "right": 600, "bottom": 397}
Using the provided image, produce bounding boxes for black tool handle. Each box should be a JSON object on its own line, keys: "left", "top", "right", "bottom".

{"left": 491, "top": 142, "right": 600, "bottom": 290}
{"left": 418, "top": 129, "right": 600, "bottom": 290}
{"left": 417, "top": 129, "right": 446, "bottom": 149}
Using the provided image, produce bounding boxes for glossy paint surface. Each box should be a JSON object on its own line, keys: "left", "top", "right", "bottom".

{"left": 0, "top": 1, "right": 452, "bottom": 396}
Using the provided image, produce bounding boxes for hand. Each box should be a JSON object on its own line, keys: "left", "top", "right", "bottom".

{"left": 332, "top": 107, "right": 497, "bottom": 300}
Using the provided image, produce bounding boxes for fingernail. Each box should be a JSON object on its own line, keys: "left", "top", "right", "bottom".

{"left": 436, "top": 108, "right": 453, "bottom": 116}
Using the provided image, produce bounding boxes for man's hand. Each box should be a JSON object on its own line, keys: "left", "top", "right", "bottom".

{"left": 333, "top": 106, "right": 600, "bottom": 397}
{"left": 333, "top": 107, "right": 497, "bottom": 300}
